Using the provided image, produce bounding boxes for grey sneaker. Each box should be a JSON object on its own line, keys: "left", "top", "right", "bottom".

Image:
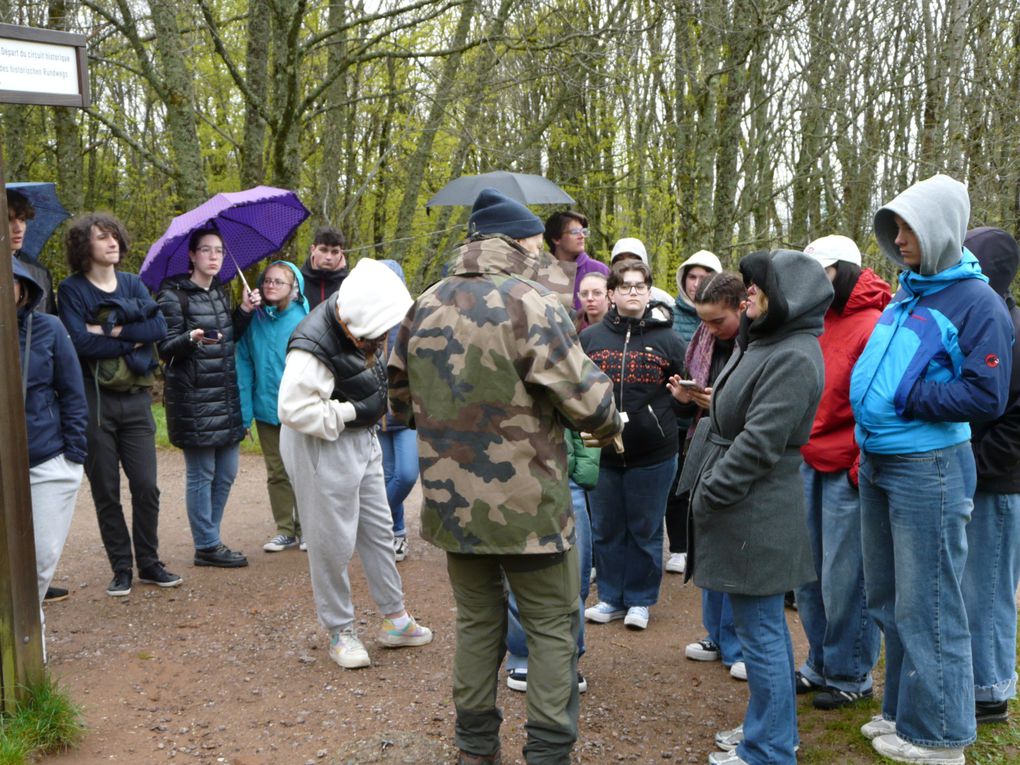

{"left": 715, "top": 724, "right": 743, "bottom": 751}
{"left": 861, "top": 715, "right": 897, "bottom": 740}
{"left": 871, "top": 734, "right": 964, "bottom": 765}
{"left": 263, "top": 534, "right": 298, "bottom": 552}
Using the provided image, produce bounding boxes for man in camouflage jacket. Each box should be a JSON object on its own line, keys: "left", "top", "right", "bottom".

{"left": 389, "top": 188, "right": 621, "bottom": 765}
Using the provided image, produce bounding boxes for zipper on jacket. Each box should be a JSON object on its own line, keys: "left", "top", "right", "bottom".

{"left": 617, "top": 324, "right": 631, "bottom": 467}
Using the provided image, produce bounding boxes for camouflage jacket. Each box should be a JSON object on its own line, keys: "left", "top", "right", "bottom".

{"left": 388, "top": 235, "right": 621, "bottom": 555}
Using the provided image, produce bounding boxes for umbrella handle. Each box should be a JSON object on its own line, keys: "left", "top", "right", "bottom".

{"left": 227, "top": 249, "right": 252, "bottom": 293}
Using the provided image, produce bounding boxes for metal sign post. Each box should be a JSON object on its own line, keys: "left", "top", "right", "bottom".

{"left": 0, "top": 22, "right": 88, "bottom": 712}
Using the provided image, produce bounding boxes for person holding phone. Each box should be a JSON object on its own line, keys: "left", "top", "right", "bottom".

{"left": 157, "top": 226, "right": 261, "bottom": 568}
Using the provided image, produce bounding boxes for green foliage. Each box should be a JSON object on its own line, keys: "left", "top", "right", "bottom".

{"left": 0, "top": 676, "right": 84, "bottom": 764}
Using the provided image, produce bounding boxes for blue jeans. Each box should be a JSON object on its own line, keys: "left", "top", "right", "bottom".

{"left": 507, "top": 481, "right": 590, "bottom": 670}
{"left": 378, "top": 427, "right": 419, "bottom": 537}
{"left": 860, "top": 444, "right": 976, "bottom": 748}
{"left": 702, "top": 589, "right": 744, "bottom": 665}
{"left": 729, "top": 593, "right": 799, "bottom": 765}
{"left": 183, "top": 444, "right": 240, "bottom": 550}
{"left": 590, "top": 456, "right": 677, "bottom": 608}
{"left": 962, "top": 490, "right": 1020, "bottom": 703}
{"left": 795, "top": 464, "right": 880, "bottom": 692}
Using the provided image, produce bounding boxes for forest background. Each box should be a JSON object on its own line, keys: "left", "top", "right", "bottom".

{"left": 2, "top": 0, "right": 1019, "bottom": 293}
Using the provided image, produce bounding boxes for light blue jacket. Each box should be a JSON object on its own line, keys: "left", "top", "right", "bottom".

{"left": 850, "top": 175, "right": 1013, "bottom": 454}
{"left": 236, "top": 261, "right": 308, "bottom": 426}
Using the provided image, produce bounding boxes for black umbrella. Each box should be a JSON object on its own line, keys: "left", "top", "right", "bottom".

{"left": 426, "top": 171, "right": 575, "bottom": 208}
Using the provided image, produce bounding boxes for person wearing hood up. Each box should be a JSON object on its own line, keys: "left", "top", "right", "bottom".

{"left": 582, "top": 259, "right": 686, "bottom": 632}
{"left": 12, "top": 259, "right": 87, "bottom": 658}
{"left": 8, "top": 188, "right": 57, "bottom": 314}
{"left": 794, "top": 236, "right": 889, "bottom": 712}
{"left": 389, "top": 188, "right": 621, "bottom": 765}
{"left": 850, "top": 175, "right": 1013, "bottom": 765}
{"left": 609, "top": 237, "right": 674, "bottom": 305}
{"left": 676, "top": 249, "right": 832, "bottom": 765}
{"left": 301, "top": 225, "right": 348, "bottom": 310}
{"left": 278, "top": 258, "right": 433, "bottom": 672}
{"left": 235, "top": 260, "right": 309, "bottom": 553}
{"left": 665, "top": 247, "right": 722, "bottom": 576}
{"left": 959, "top": 227, "right": 1020, "bottom": 727}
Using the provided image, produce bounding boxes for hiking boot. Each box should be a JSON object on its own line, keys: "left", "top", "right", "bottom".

{"left": 393, "top": 536, "right": 408, "bottom": 562}
{"left": 263, "top": 534, "right": 298, "bottom": 552}
{"left": 871, "top": 734, "right": 964, "bottom": 765}
{"left": 795, "top": 670, "right": 823, "bottom": 694}
{"left": 624, "top": 606, "right": 649, "bottom": 629}
{"left": 44, "top": 586, "right": 69, "bottom": 603}
{"left": 728, "top": 661, "right": 747, "bottom": 681}
{"left": 861, "top": 715, "right": 897, "bottom": 740}
{"left": 976, "top": 700, "right": 1008, "bottom": 724}
{"left": 585, "top": 601, "right": 625, "bottom": 623}
{"left": 665, "top": 552, "right": 687, "bottom": 574}
{"left": 685, "top": 638, "right": 721, "bottom": 661}
{"left": 137, "top": 562, "right": 183, "bottom": 588}
{"left": 194, "top": 544, "right": 249, "bottom": 568}
{"left": 378, "top": 615, "right": 433, "bottom": 647}
{"left": 106, "top": 570, "right": 132, "bottom": 597}
{"left": 457, "top": 750, "right": 501, "bottom": 765}
{"left": 506, "top": 668, "right": 527, "bottom": 692}
{"left": 715, "top": 724, "right": 743, "bottom": 751}
{"left": 329, "top": 629, "right": 370, "bottom": 669}
{"left": 813, "top": 686, "right": 873, "bottom": 710}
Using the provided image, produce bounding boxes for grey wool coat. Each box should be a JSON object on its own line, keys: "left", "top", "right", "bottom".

{"left": 683, "top": 249, "right": 833, "bottom": 596}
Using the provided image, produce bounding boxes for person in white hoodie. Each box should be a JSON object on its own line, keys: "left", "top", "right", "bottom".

{"left": 278, "top": 258, "right": 433, "bottom": 670}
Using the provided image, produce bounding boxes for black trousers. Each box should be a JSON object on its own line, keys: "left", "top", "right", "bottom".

{"left": 664, "top": 430, "right": 688, "bottom": 554}
{"left": 84, "top": 385, "right": 161, "bottom": 573}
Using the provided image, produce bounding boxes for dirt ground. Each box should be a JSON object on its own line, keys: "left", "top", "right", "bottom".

{"left": 42, "top": 449, "right": 885, "bottom": 765}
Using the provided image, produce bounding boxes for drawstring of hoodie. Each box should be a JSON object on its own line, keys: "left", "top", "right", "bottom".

{"left": 20, "top": 311, "right": 33, "bottom": 400}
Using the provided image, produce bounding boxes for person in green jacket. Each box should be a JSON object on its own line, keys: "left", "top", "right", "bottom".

{"left": 504, "top": 429, "right": 599, "bottom": 693}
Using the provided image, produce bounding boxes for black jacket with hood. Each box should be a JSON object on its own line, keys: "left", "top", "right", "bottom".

{"left": 156, "top": 275, "right": 250, "bottom": 448}
{"left": 966, "top": 227, "right": 1020, "bottom": 494}
{"left": 581, "top": 301, "right": 686, "bottom": 468}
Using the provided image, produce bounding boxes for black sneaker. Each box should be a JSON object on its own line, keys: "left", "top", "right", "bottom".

{"left": 813, "top": 686, "right": 874, "bottom": 710}
{"left": 138, "top": 562, "right": 183, "bottom": 588}
{"left": 976, "top": 700, "right": 1009, "bottom": 724}
{"left": 44, "top": 586, "right": 69, "bottom": 603}
{"left": 795, "top": 670, "right": 823, "bottom": 695}
{"left": 106, "top": 570, "right": 132, "bottom": 597}
{"left": 194, "top": 544, "right": 249, "bottom": 568}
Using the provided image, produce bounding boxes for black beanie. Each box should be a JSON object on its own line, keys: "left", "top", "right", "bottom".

{"left": 468, "top": 187, "right": 544, "bottom": 239}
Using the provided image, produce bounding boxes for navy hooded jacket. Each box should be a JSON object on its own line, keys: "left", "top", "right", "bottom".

{"left": 14, "top": 259, "right": 88, "bottom": 468}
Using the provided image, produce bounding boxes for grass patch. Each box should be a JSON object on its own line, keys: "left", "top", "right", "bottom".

{"left": 0, "top": 676, "right": 83, "bottom": 764}
{"left": 151, "top": 403, "right": 262, "bottom": 454}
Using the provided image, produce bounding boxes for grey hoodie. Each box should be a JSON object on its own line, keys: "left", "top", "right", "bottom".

{"left": 874, "top": 173, "right": 970, "bottom": 276}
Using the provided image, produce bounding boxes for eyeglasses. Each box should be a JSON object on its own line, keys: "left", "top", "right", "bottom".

{"left": 566, "top": 227, "right": 589, "bottom": 237}
{"left": 196, "top": 246, "right": 224, "bottom": 256}
{"left": 617, "top": 282, "right": 649, "bottom": 295}
{"left": 263, "top": 278, "right": 292, "bottom": 287}
{"left": 579, "top": 290, "right": 606, "bottom": 299}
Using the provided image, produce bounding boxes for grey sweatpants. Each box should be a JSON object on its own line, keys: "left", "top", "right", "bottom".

{"left": 279, "top": 425, "right": 405, "bottom": 633}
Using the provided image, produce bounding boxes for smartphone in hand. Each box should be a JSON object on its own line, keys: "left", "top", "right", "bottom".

{"left": 678, "top": 380, "right": 705, "bottom": 393}
{"left": 204, "top": 329, "right": 220, "bottom": 341}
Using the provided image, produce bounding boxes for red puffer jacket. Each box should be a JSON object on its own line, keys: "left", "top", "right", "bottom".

{"left": 801, "top": 269, "right": 891, "bottom": 478}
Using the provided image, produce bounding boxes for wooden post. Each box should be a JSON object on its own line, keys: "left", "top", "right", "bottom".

{"left": 0, "top": 143, "right": 45, "bottom": 712}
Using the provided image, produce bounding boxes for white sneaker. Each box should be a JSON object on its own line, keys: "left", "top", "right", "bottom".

{"left": 715, "top": 724, "right": 743, "bottom": 751}
{"left": 329, "top": 629, "right": 370, "bottom": 669}
{"left": 585, "top": 601, "right": 625, "bottom": 623}
{"left": 871, "top": 734, "right": 965, "bottom": 765}
{"left": 299, "top": 536, "right": 308, "bottom": 551}
{"left": 665, "top": 552, "right": 687, "bottom": 574}
{"left": 624, "top": 606, "right": 649, "bottom": 630}
{"left": 393, "top": 536, "right": 408, "bottom": 562}
{"left": 708, "top": 751, "right": 749, "bottom": 765}
{"left": 263, "top": 534, "right": 298, "bottom": 552}
{"left": 685, "top": 638, "right": 721, "bottom": 661}
{"left": 729, "top": 661, "right": 747, "bottom": 680}
{"left": 861, "top": 715, "right": 897, "bottom": 740}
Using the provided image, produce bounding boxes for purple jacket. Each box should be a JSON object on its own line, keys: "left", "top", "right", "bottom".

{"left": 572, "top": 251, "right": 609, "bottom": 310}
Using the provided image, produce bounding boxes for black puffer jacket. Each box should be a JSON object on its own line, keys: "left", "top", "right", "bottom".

{"left": 156, "top": 275, "right": 249, "bottom": 448}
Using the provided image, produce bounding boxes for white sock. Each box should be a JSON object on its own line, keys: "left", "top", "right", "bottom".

{"left": 388, "top": 612, "right": 411, "bottom": 629}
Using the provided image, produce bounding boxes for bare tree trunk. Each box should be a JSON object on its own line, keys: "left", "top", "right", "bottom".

{"left": 240, "top": 1, "right": 271, "bottom": 188}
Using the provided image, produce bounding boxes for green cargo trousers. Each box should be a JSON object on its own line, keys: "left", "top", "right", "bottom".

{"left": 446, "top": 548, "right": 580, "bottom": 765}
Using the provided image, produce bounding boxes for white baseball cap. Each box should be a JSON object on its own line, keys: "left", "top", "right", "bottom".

{"left": 804, "top": 235, "right": 862, "bottom": 268}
